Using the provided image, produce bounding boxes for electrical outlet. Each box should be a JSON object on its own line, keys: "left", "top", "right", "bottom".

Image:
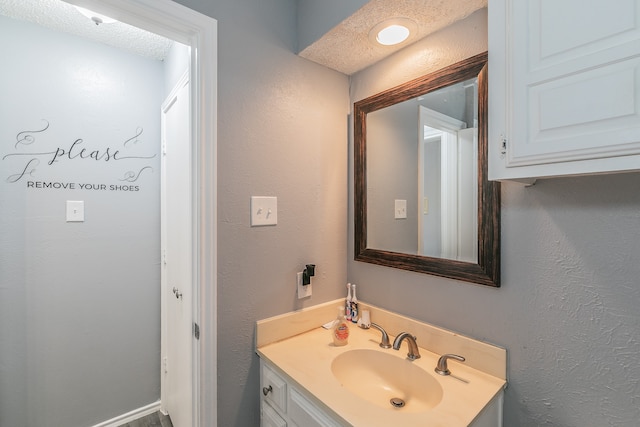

{"left": 297, "top": 272, "right": 312, "bottom": 299}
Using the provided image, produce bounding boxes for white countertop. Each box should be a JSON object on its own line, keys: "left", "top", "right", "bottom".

{"left": 257, "top": 323, "right": 506, "bottom": 427}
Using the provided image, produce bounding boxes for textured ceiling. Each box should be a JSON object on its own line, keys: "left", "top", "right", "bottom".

{"left": 299, "top": 0, "right": 487, "bottom": 75}
{"left": 0, "top": 0, "right": 173, "bottom": 61}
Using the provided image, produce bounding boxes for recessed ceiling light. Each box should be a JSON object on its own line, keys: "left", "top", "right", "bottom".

{"left": 369, "top": 18, "right": 417, "bottom": 47}
{"left": 376, "top": 24, "right": 410, "bottom": 45}
{"left": 74, "top": 6, "right": 117, "bottom": 25}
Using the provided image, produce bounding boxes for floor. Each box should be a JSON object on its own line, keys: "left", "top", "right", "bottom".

{"left": 117, "top": 411, "right": 173, "bottom": 427}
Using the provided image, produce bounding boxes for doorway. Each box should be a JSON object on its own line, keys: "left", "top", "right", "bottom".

{"left": 418, "top": 106, "right": 478, "bottom": 261}
{"left": 0, "top": 0, "right": 217, "bottom": 426}
{"left": 67, "top": 1, "right": 219, "bottom": 426}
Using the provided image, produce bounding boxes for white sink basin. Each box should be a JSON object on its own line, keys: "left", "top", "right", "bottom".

{"left": 331, "top": 349, "right": 443, "bottom": 413}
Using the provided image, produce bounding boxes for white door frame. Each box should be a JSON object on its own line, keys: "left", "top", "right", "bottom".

{"left": 418, "top": 106, "right": 466, "bottom": 258}
{"left": 65, "top": 1, "right": 218, "bottom": 425}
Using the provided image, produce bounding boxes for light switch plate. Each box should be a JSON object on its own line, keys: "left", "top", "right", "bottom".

{"left": 66, "top": 200, "right": 84, "bottom": 222}
{"left": 297, "top": 272, "right": 312, "bottom": 299}
{"left": 395, "top": 199, "right": 407, "bottom": 219}
{"left": 251, "top": 196, "right": 277, "bottom": 226}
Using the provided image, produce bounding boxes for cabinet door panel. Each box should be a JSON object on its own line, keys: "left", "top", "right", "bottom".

{"left": 511, "top": 57, "right": 640, "bottom": 165}
{"left": 534, "top": 0, "right": 638, "bottom": 65}
{"left": 489, "top": 0, "right": 640, "bottom": 180}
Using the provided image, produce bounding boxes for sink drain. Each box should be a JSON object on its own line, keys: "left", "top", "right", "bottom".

{"left": 390, "top": 397, "right": 406, "bottom": 408}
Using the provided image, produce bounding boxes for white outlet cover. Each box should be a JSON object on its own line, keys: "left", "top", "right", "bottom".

{"left": 297, "top": 272, "right": 312, "bottom": 299}
{"left": 251, "top": 196, "right": 277, "bottom": 226}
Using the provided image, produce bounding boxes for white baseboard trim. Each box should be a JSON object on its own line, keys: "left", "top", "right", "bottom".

{"left": 91, "top": 401, "right": 161, "bottom": 427}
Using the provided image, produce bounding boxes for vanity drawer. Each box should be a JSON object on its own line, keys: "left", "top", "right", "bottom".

{"left": 261, "top": 400, "right": 287, "bottom": 427}
{"left": 261, "top": 362, "right": 287, "bottom": 413}
{"left": 288, "top": 388, "right": 341, "bottom": 427}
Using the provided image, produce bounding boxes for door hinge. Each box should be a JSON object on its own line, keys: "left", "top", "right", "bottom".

{"left": 194, "top": 322, "right": 200, "bottom": 340}
{"left": 500, "top": 135, "right": 507, "bottom": 156}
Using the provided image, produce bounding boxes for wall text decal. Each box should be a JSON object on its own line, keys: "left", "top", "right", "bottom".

{"left": 2, "top": 120, "right": 157, "bottom": 189}
{"left": 25, "top": 181, "right": 140, "bottom": 191}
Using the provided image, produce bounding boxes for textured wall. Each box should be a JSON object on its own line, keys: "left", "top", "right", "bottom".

{"left": 349, "top": 8, "right": 640, "bottom": 426}
{"left": 171, "top": 1, "right": 350, "bottom": 425}
{"left": 0, "top": 16, "right": 164, "bottom": 427}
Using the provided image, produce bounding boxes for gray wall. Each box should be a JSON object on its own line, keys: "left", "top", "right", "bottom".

{"left": 0, "top": 16, "right": 164, "bottom": 427}
{"left": 366, "top": 102, "right": 418, "bottom": 253}
{"left": 172, "top": 0, "right": 350, "bottom": 425}
{"left": 296, "top": 0, "right": 369, "bottom": 53}
{"left": 349, "top": 8, "right": 640, "bottom": 426}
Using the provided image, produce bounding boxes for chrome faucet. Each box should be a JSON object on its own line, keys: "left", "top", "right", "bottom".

{"left": 392, "top": 332, "right": 421, "bottom": 360}
{"left": 360, "top": 322, "right": 391, "bottom": 348}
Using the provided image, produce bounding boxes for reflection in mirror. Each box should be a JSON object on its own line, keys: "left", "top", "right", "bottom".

{"left": 367, "top": 78, "right": 478, "bottom": 262}
{"left": 421, "top": 103, "right": 478, "bottom": 262}
{"left": 354, "top": 52, "right": 500, "bottom": 286}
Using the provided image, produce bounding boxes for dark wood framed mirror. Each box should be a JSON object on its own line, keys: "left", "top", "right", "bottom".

{"left": 354, "top": 52, "right": 500, "bottom": 286}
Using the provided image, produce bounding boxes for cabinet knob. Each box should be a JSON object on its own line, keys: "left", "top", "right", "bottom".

{"left": 262, "top": 385, "right": 272, "bottom": 396}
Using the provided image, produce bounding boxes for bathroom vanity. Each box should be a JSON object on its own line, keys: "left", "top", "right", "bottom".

{"left": 256, "top": 300, "right": 507, "bottom": 426}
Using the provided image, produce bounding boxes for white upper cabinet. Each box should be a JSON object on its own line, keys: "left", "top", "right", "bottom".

{"left": 488, "top": 0, "right": 640, "bottom": 181}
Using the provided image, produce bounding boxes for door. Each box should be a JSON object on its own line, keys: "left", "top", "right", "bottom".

{"left": 417, "top": 107, "right": 470, "bottom": 259}
{"left": 161, "top": 72, "right": 192, "bottom": 427}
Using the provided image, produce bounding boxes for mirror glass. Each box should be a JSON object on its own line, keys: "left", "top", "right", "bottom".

{"left": 354, "top": 52, "right": 501, "bottom": 286}
{"left": 366, "top": 77, "right": 478, "bottom": 262}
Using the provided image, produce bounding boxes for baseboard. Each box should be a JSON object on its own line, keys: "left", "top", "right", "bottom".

{"left": 91, "top": 401, "right": 161, "bottom": 427}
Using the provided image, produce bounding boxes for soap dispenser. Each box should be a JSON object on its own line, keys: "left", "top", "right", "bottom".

{"left": 332, "top": 306, "right": 349, "bottom": 346}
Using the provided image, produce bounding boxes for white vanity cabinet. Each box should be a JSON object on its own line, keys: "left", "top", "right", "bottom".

{"left": 260, "top": 359, "right": 343, "bottom": 427}
{"left": 470, "top": 392, "right": 504, "bottom": 427}
{"left": 488, "top": 0, "right": 640, "bottom": 181}
{"left": 260, "top": 357, "right": 504, "bottom": 427}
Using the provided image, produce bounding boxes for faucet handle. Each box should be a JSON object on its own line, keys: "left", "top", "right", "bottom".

{"left": 435, "top": 354, "right": 465, "bottom": 376}
{"left": 359, "top": 322, "right": 392, "bottom": 348}
{"left": 370, "top": 323, "right": 391, "bottom": 348}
